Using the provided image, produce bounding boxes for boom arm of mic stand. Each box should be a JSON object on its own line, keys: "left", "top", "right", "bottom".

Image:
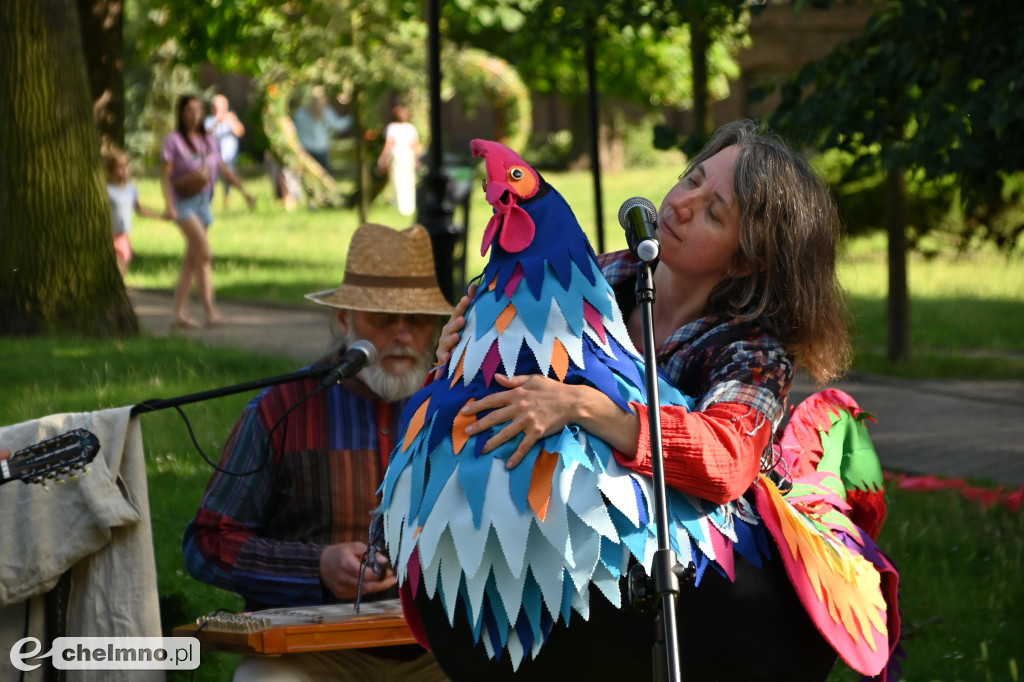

{"left": 130, "top": 365, "right": 332, "bottom": 416}
{"left": 634, "top": 261, "right": 683, "bottom": 682}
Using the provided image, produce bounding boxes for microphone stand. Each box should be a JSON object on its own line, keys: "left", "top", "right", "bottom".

{"left": 130, "top": 365, "right": 331, "bottom": 416}
{"left": 627, "top": 259, "right": 690, "bottom": 682}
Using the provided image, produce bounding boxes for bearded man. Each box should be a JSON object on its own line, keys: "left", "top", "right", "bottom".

{"left": 183, "top": 224, "right": 451, "bottom": 681}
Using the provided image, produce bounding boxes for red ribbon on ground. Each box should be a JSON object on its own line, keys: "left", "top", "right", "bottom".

{"left": 885, "top": 471, "right": 1024, "bottom": 514}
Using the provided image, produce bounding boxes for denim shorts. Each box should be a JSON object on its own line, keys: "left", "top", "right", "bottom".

{"left": 175, "top": 190, "right": 214, "bottom": 227}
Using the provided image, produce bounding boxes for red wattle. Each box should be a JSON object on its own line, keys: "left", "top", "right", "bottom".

{"left": 481, "top": 214, "right": 500, "bottom": 256}
{"left": 497, "top": 204, "right": 535, "bottom": 253}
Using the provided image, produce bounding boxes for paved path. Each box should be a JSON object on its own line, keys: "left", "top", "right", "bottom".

{"left": 131, "top": 288, "right": 1024, "bottom": 486}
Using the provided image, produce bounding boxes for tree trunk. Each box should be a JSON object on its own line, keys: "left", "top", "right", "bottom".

{"left": 565, "top": 96, "right": 591, "bottom": 168}
{"left": 352, "top": 87, "right": 371, "bottom": 223}
{"left": 689, "top": 17, "right": 712, "bottom": 142}
{"left": 0, "top": 0, "right": 139, "bottom": 337}
{"left": 585, "top": 31, "right": 606, "bottom": 254}
{"left": 77, "top": 0, "right": 124, "bottom": 152}
{"left": 885, "top": 167, "right": 911, "bottom": 362}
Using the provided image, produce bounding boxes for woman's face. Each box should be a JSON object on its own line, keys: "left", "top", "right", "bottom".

{"left": 181, "top": 99, "right": 204, "bottom": 132}
{"left": 656, "top": 144, "right": 744, "bottom": 286}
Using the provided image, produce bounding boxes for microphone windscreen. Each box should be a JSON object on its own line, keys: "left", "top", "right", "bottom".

{"left": 350, "top": 339, "right": 378, "bottom": 365}
{"left": 617, "top": 196, "right": 657, "bottom": 227}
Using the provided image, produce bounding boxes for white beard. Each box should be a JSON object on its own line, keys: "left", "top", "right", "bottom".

{"left": 338, "top": 326, "right": 437, "bottom": 402}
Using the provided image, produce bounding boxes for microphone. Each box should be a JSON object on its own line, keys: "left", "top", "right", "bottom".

{"left": 321, "top": 340, "right": 377, "bottom": 386}
{"left": 618, "top": 197, "right": 660, "bottom": 263}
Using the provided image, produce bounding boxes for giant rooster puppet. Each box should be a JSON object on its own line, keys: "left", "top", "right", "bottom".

{"left": 374, "top": 140, "right": 901, "bottom": 681}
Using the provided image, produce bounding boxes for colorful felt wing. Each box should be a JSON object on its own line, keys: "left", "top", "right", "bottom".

{"left": 759, "top": 389, "right": 902, "bottom": 679}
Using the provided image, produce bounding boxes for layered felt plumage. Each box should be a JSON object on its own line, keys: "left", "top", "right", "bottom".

{"left": 755, "top": 389, "right": 902, "bottom": 680}
{"left": 376, "top": 139, "right": 767, "bottom": 670}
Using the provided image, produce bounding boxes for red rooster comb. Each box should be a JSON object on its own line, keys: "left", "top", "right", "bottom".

{"left": 471, "top": 139, "right": 541, "bottom": 255}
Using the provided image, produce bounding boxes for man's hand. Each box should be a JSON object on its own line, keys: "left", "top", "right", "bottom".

{"left": 319, "top": 542, "right": 396, "bottom": 601}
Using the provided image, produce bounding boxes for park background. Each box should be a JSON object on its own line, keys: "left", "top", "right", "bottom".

{"left": 1, "top": 0, "right": 1022, "bottom": 680}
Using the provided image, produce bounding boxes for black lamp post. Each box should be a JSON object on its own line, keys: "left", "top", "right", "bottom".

{"left": 585, "top": 18, "right": 606, "bottom": 255}
{"left": 418, "top": 0, "right": 459, "bottom": 304}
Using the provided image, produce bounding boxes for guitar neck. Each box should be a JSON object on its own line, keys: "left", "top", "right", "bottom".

{"left": 1, "top": 428, "right": 100, "bottom": 486}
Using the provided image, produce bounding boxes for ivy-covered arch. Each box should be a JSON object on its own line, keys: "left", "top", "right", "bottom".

{"left": 258, "top": 49, "right": 532, "bottom": 209}
{"left": 446, "top": 49, "right": 531, "bottom": 154}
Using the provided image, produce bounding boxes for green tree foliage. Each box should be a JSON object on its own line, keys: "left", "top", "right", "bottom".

{"left": 642, "top": 0, "right": 753, "bottom": 145}
{"left": 445, "top": 0, "right": 746, "bottom": 114}
{"left": 771, "top": 0, "right": 1024, "bottom": 251}
{"left": 136, "top": 0, "right": 427, "bottom": 121}
{"left": 769, "top": 0, "right": 1024, "bottom": 362}
{"left": 131, "top": 1, "right": 755, "bottom": 168}
{"left": 442, "top": 0, "right": 751, "bottom": 166}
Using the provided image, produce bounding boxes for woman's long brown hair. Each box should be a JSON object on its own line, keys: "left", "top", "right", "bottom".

{"left": 689, "top": 120, "right": 851, "bottom": 385}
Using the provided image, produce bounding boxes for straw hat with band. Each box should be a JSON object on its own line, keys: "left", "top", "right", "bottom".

{"left": 304, "top": 223, "right": 454, "bottom": 316}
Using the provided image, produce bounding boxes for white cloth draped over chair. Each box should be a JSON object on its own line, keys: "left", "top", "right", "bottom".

{"left": 0, "top": 407, "right": 163, "bottom": 682}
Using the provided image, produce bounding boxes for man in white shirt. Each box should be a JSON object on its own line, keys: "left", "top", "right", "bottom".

{"left": 292, "top": 88, "right": 353, "bottom": 174}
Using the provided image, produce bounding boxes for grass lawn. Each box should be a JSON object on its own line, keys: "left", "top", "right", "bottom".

{"left": 4, "top": 158, "right": 1022, "bottom": 679}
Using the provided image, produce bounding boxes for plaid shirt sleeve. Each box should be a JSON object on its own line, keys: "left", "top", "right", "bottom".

{"left": 182, "top": 393, "right": 326, "bottom": 608}
{"left": 694, "top": 335, "right": 793, "bottom": 429}
{"left": 597, "top": 249, "right": 639, "bottom": 288}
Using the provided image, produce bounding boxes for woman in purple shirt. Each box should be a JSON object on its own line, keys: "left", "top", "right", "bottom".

{"left": 160, "top": 95, "right": 255, "bottom": 328}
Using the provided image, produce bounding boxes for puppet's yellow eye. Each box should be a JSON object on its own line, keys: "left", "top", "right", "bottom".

{"left": 509, "top": 168, "right": 524, "bottom": 181}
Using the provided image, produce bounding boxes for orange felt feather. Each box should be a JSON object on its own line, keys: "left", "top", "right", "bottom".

{"left": 496, "top": 302, "right": 517, "bottom": 333}
{"left": 402, "top": 397, "right": 431, "bottom": 452}
{"left": 550, "top": 338, "right": 569, "bottom": 382}
{"left": 452, "top": 399, "right": 476, "bottom": 455}
{"left": 528, "top": 449, "right": 559, "bottom": 521}
{"left": 449, "top": 350, "right": 466, "bottom": 388}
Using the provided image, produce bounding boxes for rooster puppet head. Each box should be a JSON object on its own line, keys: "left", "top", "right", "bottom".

{"left": 471, "top": 138, "right": 542, "bottom": 256}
